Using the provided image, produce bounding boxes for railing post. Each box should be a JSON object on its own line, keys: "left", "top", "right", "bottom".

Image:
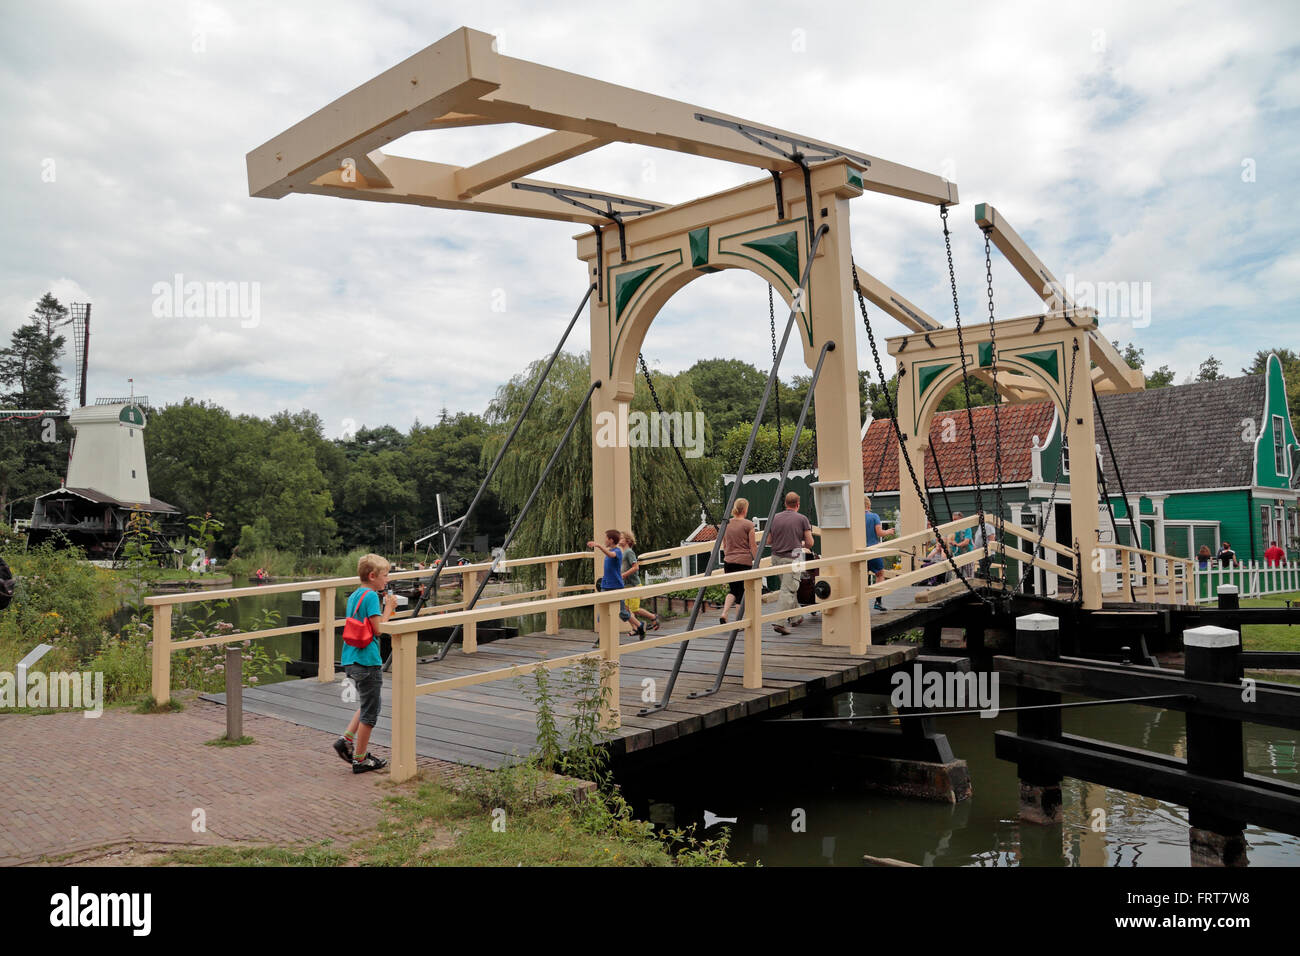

{"left": 389, "top": 631, "right": 418, "bottom": 783}
{"left": 317, "top": 586, "right": 335, "bottom": 682}
{"left": 1144, "top": 556, "right": 1156, "bottom": 603}
{"left": 598, "top": 595, "right": 620, "bottom": 730}
{"left": 1182, "top": 624, "right": 1246, "bottom": 866}
{"left": 743, "top": 574, "right": 763, "bottom": 689}
{"left": 150, "top": 603, "right": 171, "bottom": 706}
{"left": 850, "top": 554, "right": 870, "bottom": 653}
{"left": 461, "top": 570, "right": 478, "bottom": 653}
{"left": 545, "top": 559, "right": 560, "bottom": 635}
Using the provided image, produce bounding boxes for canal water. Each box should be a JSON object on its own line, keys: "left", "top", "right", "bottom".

{"left": 613, "top": 686, "right": 1300, "bottom": 867}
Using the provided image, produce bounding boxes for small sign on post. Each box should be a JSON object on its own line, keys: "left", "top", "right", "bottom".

{"left": 225, "top": 646, "right": 243, "bottom": 741}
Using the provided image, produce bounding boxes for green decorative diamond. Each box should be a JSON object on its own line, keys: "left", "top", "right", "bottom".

{"left": 847, "top": 168, "right": 863, "bottom": 190}
{"left": 689, "top": 227, "right": 710, "bottom": 268}
{"left": 978, "top": 342, "right": 993, "bottom": 367}
{"left": 916, "top": 362, "right": 954, "bottom": 398}
{"left": 613, "top": 264, "right": 662, "bottom": 323}
{"left": 1019, "top": 348, "right": 1060, "bottom": 382}
{"left": 742, "top": 231, "right": 800, "bottom": 285}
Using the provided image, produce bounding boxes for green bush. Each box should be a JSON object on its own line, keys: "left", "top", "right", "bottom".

{"left": 0, "top": 540, "right": 116, "bottom": 668}
{"left": 224, "top": 548, "right": 297, "bottom": 580}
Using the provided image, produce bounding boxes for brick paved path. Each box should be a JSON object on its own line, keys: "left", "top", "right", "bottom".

{"left": 0, "top": 697, "right": 465, "bottom": 865}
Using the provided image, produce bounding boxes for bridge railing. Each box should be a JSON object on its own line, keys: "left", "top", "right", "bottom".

{"left": 142, "top": 548, "right": 602, "bottom": 704}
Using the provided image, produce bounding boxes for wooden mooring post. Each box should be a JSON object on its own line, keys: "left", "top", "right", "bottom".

{"left": 225, "top": 646, "right": 243, "bottom": 741}
{"left": 1014, "top": 613, "right": 1064, "bottom": 825}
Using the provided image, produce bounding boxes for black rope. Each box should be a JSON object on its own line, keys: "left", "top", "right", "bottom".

{"left": 638, "top": 353, "right": 716, "bottom": 526}
{"left": 1093, "top": 382, "right": 1146, "bottom": 575}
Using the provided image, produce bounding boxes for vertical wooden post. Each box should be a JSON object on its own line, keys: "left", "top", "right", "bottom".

{"left": 1014, "top": 613, "right": 1063, "bottom": 825}
{"left": 743, "top": 575, "right": 763, "bottom": 689}
{"left": 461, "top": 570, "right": 478, "bottom": 653}
{"left": 317, "top": 586, "right": 335, "bottom": 682}
{"left": 150, "top": 603, "right": 171, "bottom": 705}
{"left": 225, "top": 646, "right": 243, "bottom": 741}
{"left": 598, "top": 596, "right": 620, "bottom": 730}
{"left": 389, "top": 631, "right": 418, "bottom": 783}
{"left": 1066, "top": 333, "right": 1103, "bottom": 609}
{"left": 1182, "top": 624, "right": 1246, "bottom": 865}
{"left": 849, "top": 555, "right": 870, "bottom": 653}
{"left": 1217, "top": 583, "right": 1239, "bottom": 611}
{"left": 1145, "top": 558, "right": 1156, "bottom": 603}
{"left": 545, "top": 559, "right": 559, "bottom": 635}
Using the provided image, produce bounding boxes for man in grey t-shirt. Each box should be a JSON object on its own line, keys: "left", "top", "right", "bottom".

{"left": 767, "top": 492, "right": 814, "bottom": 634}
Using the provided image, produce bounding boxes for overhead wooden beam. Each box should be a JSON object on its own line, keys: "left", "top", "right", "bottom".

{"left": 853, "top": 268, "right": 942, "bottom": 332}
{"left": 249, "top": 25, "right": 958, "bottom": 211}
{"left": 454, "top": 130, "right": 606, "bottom": 199}
{"left": 974, "top": 203, "right": 1143, "bottom": 393}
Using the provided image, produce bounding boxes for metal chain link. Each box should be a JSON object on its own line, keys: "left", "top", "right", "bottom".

{"left": 940, "top": 205, "right": 989, "bottom": 558}
{"left": 852, "top": 256, "right": 990, "bottom": 604}
{"left": 639, "top": 352, "right": 717, "bottom": 526}
{"left": 983, "top": 227, "right": 1008, "bottom": 579}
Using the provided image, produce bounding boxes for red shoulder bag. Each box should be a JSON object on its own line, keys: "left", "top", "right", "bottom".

{"left": 342, "top": 588, "right": 378, "bottom": 648}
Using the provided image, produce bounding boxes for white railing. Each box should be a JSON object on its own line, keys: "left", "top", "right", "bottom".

{"left": 1193, "top": 561, "right": 1300, "bottom": 603}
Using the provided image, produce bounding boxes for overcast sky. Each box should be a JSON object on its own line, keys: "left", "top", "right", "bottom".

{"left": 3, "top": 0, "right": 1297, "bottom": 438}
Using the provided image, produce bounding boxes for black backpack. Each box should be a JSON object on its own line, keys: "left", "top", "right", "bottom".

{"left": 0, "top": 556, "right": 13, "bottom": 611}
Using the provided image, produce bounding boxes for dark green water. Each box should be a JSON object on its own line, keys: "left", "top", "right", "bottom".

{"left": 614, "top": 686, "right": 1300, "bottom": 866}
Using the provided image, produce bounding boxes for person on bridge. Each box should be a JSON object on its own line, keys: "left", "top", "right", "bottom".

{"left": 589, "top": 530, "right": 644, "bottom": 641}
{"left": 864, "top": 495, "right": 896, "bottom": 613}
{"left": 769, "top": 492, "right": 814, "bottom": 635}
{"left": 334, "top": 553, "right": 397, "bottom": 774}
{"left": 719, "top": 498, "right": 757, "bottom": 627}
{"left": 620, "top": 530, "right": 659, "bottom": 632}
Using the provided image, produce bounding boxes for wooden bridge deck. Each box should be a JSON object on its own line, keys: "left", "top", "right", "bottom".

{"left": 205, "top": 598, "right": 929, "bottom": 769}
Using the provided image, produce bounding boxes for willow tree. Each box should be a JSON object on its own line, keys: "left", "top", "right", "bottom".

{"left": 483, "top": 351, "right": 719, "bottom": 589}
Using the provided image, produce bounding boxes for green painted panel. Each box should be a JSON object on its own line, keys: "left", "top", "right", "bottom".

{"left": 1018, "top": 348, "right": 1059, "bottom": 382}
{"left": 689, "top": 227, "right": 710, "bottom": 268}
{"left": 847, "top": 168, "right": 863, "bottom": 190}
{"left": 916, "top": 362, "right": 954, "bottom": 399}
{"left": 1256, "top": 353, "right": 1299, "bottom": 489}
{"left": 978, "top": 342, "right": 993, "bottom": 368}
{"left": 1165, "top": 490, "right": 1255, "bottom": 559}
{"left": 613, "top": 264, "right": 661, "bottom": 323}
{"left": 741, "top": 231, "right": 801, "bottom": 285}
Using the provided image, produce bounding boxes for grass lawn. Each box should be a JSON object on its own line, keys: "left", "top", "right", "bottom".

{"left": 1238, "top": 591, "right": 1300, "bottom": 652}
{"left": 162, "top": 770, "right": 736, "bottom": 867}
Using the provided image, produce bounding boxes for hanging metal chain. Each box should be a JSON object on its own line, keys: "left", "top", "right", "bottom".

{"left": 940, "top": 205, "right": 988, "bottom": 556}
{"left": 852, "top": 257, "right": 989, "bottom": 604}
{"left": 769, "top": 284, "right": 783, "bottom": 455}
{"left": 639, "top": 352, "right": 717, "bottom": 526}
{"left": 983, "top": 226, "right": 1008, "bottom": 580}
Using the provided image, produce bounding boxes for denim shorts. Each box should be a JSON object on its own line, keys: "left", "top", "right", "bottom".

{"left": 345, "top": 663, "right": 383, "bottom": 727}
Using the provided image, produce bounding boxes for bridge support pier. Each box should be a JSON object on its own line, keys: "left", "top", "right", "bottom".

{"left": 1014, "top": 613, "right": 1064, "bottom": 825}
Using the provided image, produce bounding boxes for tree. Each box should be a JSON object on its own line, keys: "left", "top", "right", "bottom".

{"left": 717, "top": 421, "right": 816, "bottom": 474}
{"left": 0, "top": 297, "right": 71, "bottom": 520}
{"left": 1145, "top": 365, "right": 1175, "bottom": 388}
{"left": 1243, "top": 349, "right": 1300, "bottom": 415}
{"left": 679, "top": 358, "right": 768, "bottom": 456}
{"left": 1196, "top": 355, "right": 1224, "bottom": 382}
{"left": 483, "top": 351, "right": 719, "bottom": 585}
{"left": 1111, "top": 338, "right": 1173, "bottom": 389}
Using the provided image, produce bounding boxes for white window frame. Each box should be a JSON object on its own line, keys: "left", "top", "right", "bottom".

{"left": 1274, "top": 415, "right": 1289, "bottom": 477}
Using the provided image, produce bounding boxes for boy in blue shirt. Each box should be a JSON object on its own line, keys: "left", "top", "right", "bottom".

{"left": 588, "top": 528, "right": 644, "bottom": 644}
{"left": 333, "top": 553, "right": 397, "bottom": 773}
{"left": 864, "top": 496, "right": 896, "bottom": 612}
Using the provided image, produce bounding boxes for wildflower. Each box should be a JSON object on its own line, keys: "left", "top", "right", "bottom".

{"left": 249, "top": 676, "right": 259, "bottom": 684}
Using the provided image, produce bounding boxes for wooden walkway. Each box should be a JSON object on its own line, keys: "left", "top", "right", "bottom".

{"left": 204, "top": 605, "right": 923, "bottom": 769}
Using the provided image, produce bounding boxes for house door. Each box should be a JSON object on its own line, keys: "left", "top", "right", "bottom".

{"left": 1054, "top": 503, "right": 1073, "bottom": 573}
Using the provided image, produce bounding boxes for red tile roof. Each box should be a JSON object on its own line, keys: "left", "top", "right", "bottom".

{"left": 861, "top": 401, "right": 1056, "bottom": 492}
{"left": 687, "top": 523, "right": 718, "bottom": 543}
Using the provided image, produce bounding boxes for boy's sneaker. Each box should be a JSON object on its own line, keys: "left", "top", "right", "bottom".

{"left": 873, "top": 600, "right": 886, "bottom": 612}
{"left": 333, "top": 736, "right": 354, "bottom": 764}
{"left": 636, "top": 624, "right": 646, "bottom": 641}
{"left": 352, "top": 753, "right": 388, "bottom": 774}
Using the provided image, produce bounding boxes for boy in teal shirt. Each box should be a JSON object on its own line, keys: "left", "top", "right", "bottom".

{"left": 334, "top": 553, "right": 397, "bottom": 773}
